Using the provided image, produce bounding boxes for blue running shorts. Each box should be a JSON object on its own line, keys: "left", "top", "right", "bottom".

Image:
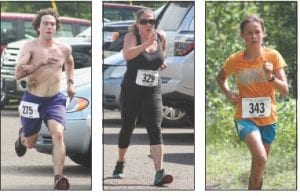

{"left": 234, "top": 119, "right": 277, "bottom": 144}
{"left": 19, "top": 91, "right": 66, "bottom": 137}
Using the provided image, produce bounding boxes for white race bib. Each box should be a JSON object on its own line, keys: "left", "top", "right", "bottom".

{"left": 136, "top": 69, "right": 159, "bottom": 87}
{"left": 19, "top": 101, "right": 40, "bottom": 118}
{"left": 242, "top": 97, "right": 271, "bottom": 118}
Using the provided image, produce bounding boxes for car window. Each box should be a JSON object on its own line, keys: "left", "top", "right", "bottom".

{"left": 1, "top": 20, "right": 18, "bottom": 44}
{"left": 24, "top": 21, "right": 37, "bottom": 38}
{"left": 56, "top": 23, "right": 74, "bottom": 37}
{"left": 79, "top": 25, "right": 89, "bottom": 33}
{"left": 157, "top": 2, "right": 192, "bottom": 31}
{"left": 104, "top": 8, "right": 137, "bottom": 21}
{"left": 189, "top": 17, "right": 194, "bottom": 31}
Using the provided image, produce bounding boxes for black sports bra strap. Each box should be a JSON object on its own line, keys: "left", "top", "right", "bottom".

{"left": 133, "top": 31, "right": 141, "bottom": 45}
{"left": 133, "top": 30, "right": 162, "bottom": 51}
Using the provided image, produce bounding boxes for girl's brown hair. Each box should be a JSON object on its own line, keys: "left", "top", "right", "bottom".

{"left": 240, "top": 15, "right": 265, "bottom": 34}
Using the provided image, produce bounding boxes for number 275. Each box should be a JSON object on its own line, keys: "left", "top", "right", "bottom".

{"left": 22, "top": 106, "right": 33, "bottom": 115}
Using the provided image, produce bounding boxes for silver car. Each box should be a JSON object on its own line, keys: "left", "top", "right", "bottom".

{"left": 158, "top": 2, "right": 195, "bottom": 123}
{"left": 35, "top": 67, "right": 91, "bottom": 168}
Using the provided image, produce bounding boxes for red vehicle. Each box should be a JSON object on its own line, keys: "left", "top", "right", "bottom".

{"left": 0, "top": 12, "right": 90, "bottom": 56}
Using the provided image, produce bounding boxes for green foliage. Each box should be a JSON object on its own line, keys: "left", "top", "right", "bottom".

{"left": 105, "top": 1, "right": 166, "bottom": 10}
{"left": 0, "top": 1, "right": 91, "bottom": 20}
{"left": 274, "top": 98, "right": 296, "bottom": 153}
{"left": 206, "top": 93, "right": 296, "bottom": 152}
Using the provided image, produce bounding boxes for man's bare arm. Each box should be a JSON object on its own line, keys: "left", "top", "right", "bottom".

{"left": 64, "top": 45, "right": 76, "bottom": 99}
{"left": 15, "top": 43, "right": 57, "bottom": 80}
{"left": 15, "top": 43, "right": 34, "bottom": 80}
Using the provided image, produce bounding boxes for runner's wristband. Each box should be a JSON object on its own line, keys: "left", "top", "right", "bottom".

{"left": 268, "top": 75, "right": 275, "bottom": 82}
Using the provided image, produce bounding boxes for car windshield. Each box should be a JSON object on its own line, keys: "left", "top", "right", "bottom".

{"left": 157, "top": 2, "right": 192, "bottom": 31}
{"left": 77, "top": 27, "right": 91, "bottom": 38}
{"left": 104, "top": 7, "right": 140, "bottom": 21}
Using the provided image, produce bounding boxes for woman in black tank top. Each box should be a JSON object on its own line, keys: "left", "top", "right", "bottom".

{"left": 112, "top": 8, "right": 173, "bottom": 187}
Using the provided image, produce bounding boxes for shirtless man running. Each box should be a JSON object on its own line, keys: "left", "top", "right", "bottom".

{"left": 14, "top": 8, "right": 75, "bottom": 190}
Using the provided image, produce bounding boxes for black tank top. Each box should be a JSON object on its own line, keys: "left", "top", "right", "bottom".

{"left": 122, "top": 31, "right": 164, "bottom": 86}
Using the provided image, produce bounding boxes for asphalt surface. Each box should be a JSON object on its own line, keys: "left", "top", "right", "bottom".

{"left": 103, "top": 110, "right": 195, "bottom": 190}
{"left": 1, "top": 106, "right": 91, "bottom": 190}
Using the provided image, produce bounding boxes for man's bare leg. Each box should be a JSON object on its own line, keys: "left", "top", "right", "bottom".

{"left": 47, "top": 119, "right": 66, "bottom": 175}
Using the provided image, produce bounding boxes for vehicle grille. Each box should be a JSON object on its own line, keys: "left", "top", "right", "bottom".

{"left": 41, "top": 136, "right": 53, "bottom": 144}
{"left": 1, "top": 47, "right": 19, "bottom": 76}
{"left": 104, "top": 95, "right": 116, "bottom": 103}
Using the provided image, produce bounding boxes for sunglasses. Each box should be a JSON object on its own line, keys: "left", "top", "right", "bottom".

{"left": 139, "top": 19, "right": 156, "bottom": 25}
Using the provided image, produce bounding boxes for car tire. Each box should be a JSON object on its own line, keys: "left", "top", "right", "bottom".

{"left": 162, "top": 106, "right": 191, "bottom": 127}
{"left": 68, "top": 144, "right": 91, "bottom": 168}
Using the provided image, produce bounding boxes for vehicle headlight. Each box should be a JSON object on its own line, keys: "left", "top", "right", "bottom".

{"left": 66, "top": 96, "right": 89, "bottom": 113}
{"left": 110, "top": 66, "right": 126, "bottom": 78}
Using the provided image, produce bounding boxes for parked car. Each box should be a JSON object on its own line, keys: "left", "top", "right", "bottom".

{"left": 1, "top": 33, "right": 91, "bottom": 109}
{"left": 103, "top": 2, "right": 194, "bottom": 126}
{"left": 1, "top": 12, "right": 91, "bottom": 56}
{"left": 35, "top": 67, "right": 91, "bottom": 167}
{"left": 103, "top": 2, "right": 145, "bottom": 22}
{"left": 157, "top": 2, "right": 195, "bottom": 122}
{"left": 103, "top": 20, "right": 134, "bottom": 58}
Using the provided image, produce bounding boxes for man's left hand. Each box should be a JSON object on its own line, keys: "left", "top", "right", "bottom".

{"left": 67, "top": 85, "right": 76, "bottom": 101}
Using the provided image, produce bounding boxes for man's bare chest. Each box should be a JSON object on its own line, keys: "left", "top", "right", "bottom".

{"left": 30, "top": 47, "right": 66, "bottom": 68}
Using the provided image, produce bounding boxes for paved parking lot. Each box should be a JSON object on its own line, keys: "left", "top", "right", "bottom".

{"left": 1, "top": 107, "right": 91, "bottom": 190}
{"left": 103, "top": 110, "right": 195, "bottom": 190}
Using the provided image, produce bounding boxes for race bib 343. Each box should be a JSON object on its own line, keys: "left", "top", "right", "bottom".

{"left": 242, "top": 97, "right": 271, "bottom": 118}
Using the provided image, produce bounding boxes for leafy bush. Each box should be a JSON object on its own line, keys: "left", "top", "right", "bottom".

{"left": 206, "top": 94, "right": 296, "bottom": 152}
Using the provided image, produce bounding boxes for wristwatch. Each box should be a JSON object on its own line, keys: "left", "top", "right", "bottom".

{"left": 268, "top": 75, "right": 275, "bottom": 82}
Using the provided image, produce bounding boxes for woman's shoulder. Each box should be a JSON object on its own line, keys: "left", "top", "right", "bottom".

{"left": 125, "top": 31, "right": 136, "bottom": 38}
{"left": 156, "top": 29, "right": 166, "bottom": 41}
{"left": 264, "top": 47, "right": 281, "bottom": 55}
{"left": 264, "top": 47, "right": 283, "bottom": 59}
{"left": 124, "top": 31, "right": 139, "bottom": 42}
{"left": 156, "top": 29, "right": 166, "bottom": 36}
{"left": 227, "top": 50, "right": 244, "bottom": 61}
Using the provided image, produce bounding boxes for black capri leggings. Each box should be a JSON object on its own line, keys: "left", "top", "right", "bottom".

{"left": 118, "top": 84, "right": 163, "bottom": 148}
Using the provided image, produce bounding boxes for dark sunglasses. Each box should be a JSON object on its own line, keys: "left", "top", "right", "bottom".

{"left": 139, "top": 19, "right": 156, "bottom": 25}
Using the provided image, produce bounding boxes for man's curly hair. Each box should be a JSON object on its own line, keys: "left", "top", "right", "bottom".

{"left": 32, "top": 8, "right": 61, "bottom": 35}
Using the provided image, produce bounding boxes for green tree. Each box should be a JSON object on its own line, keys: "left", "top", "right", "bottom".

{"left": 1, "top": 1, "right": 91, "bottom": 20}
